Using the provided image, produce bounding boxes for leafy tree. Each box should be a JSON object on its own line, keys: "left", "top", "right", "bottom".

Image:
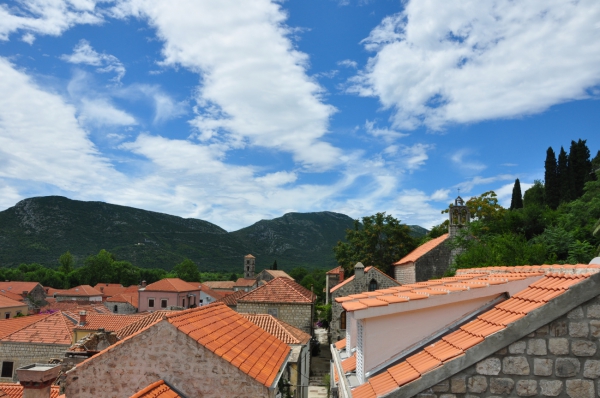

{"left": 229, "top": 272, "right": 238, "bottom": 281}
{"left": 289, "top": 267, "right": 308, "bottom": 284}
{"left": 333, "top": 212, "right": 417, "bottom": 275}
{"left": 567, "top": 240, "right": 596, "bottom": 264}
{"left": 84, "top": 249, "right": 116, "bottom": 286}
{"left": 544, "top": 147, "right": 559, "bottom": 209}
{"left": 510, "top": 179, "right": 524, "bottom": 210}
{"left": 173, "top": 259, "right": 201, "bottom": 282}
{"left": 557, "top": 146, "right": 570, "bottom": 203}
{"left": 58, "top": 251, "right": 74, "bottom": 274}
{"left": 427, "top": 221, "right": 448, "bottom": 239}
{"left": 523, "top": 180, "right": 545, "bottom": 209}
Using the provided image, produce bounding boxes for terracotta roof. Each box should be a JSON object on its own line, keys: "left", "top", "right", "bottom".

{"left": 57, "top": 285, "right": 103, "bottom": 297}
{"left": 330, "top": 266, "right": 398, "bottom": 294}
{"left": 0, "top": 315, "right": 46, "bottom": 339}
{"left": 238, "top": 277, "right": 316, "bottom": 304}
{"left": 198, "top": 283, "right": 226, "bottom": 300}
{"left": 143, "top": 278, "right": 199, "bottom": 292}
{"left": 167, "top": 303, "right": 290, "bottom": 387}
{"left": 334, "top": 338, "right": 346, "bottom": 350}
{"left": 0, "top": 312, "right": 72, "bottom": 345}
{"left": 203, "top": 281, "right": 235, "bottom": 290}
{"left": 394, "top": 234, "right": 449, "bottom": 266}
{"left": 44, "top": 287, "right": 67, "bottom": 297}
{"left": 0, "top": 383, "right": 60, "bottom": 398}
{"left": 0, "top": 282, "right": 41, "bottom": 294}
{"left": 263, "top": 270, "right": 293, "bottom": 279}
{"left": 93, "top": 283, "right": 138, "bottom": 297}
{"left": 327, "top": 266, "right": 344, "bottom": 275}
{"left": 349, "top": 266, "right": 598, "bottom": 398}
{"left": 234, "top": 278, "right": 257, "bottom": 287}
{"left": 0, "top": 291, "right": 25, "bottom": 302}
{"left": 66, "top": 312, "right": 145, "bottom": 332}
{"left": 242, "top": 313, "right": 311, "bottom": 345}
{"left": 0, "top": 295, "right": 27, "bottom": 309}
{"left": 245, "top": 254, "right": 256, "bottom": 258}
{"left": 129, "top": 380, "right": 180, "bottom": 398}
{"left": 106, "top": 293, "right": 139, "bottom": 308}
{"left": 116, "top": 311, "right": 175, "bottom": 339}
{"left": 215, "top": 290, "right": 247, "bottom": 307}
{"left": 41, "top": 301, "right": 110, "bottom": 314}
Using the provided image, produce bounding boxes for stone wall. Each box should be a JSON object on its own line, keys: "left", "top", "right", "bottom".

{"left": 0, "top": 342, "right": 69, "bottom": 382}
{"left": 330, "top": 269, "right": 399, "bottom": 342}
{"left": 414, "top": 242, "right": 452, "bottom": 282}
{"left": 412, "top": 294, "right": 600, "bottom": 398}
{"left": 237, "top": 302, "right": 313, "bottom": 335}
{"left": 104, "top": 301, "right": 136, "bottom": 314}
{"left": 64, "top": 320, "right": 276, "bottom": 398}
{"left": 395, "top": 263, "right": 416, "bottom": 285}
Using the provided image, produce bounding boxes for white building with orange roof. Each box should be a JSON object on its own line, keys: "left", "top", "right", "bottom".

{"left": 54, "top": 286, "right": 102, "bottom": 302}
{"left": 330, "top": 262, "right": 600, "bottom": 398}
{"left": 138, "top": 278, "right": 201, "bottom": 312}
{"left": 0, "top": 297, "right": 27, "bottom": 320}
{"left": 63, "top": 303, "right": 290, "bottom": 398}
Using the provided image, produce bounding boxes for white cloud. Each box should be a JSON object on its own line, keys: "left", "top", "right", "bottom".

{"left": 456, "top": 174, "right": 516, "bottom": 195}
{"left": 364, "top": 120, "right": 407, "bottom": 142}
{"left": 338, "top": 59, "right": 357, "bottom": 68}
{"left": 450, "top": 149, "right": 486, "bottom": 173}
{"left": 61, "top": 39, "right": 126, "bottom": 82}
{"left": 430, "top": 188, "right": 450, "bottom": 202}
{"left": 0, "top": 181, "right": 22, "bottom": 210}
{"left": 116, "top": 84, "right": 187, "bottom": 123}
{"left": 399, "top": 143, "right": 432, "bottom": 171}
{"left": 21, "top": 32, "right": 35, "bottom": 44}
{"left": 111, "top": 0, "right": 339, "bottom": 170}
{"left": 0, "top": 0, "right": 104, "bottom": 41}
{"left": 351, "top": 0, "right": 600, "bottom": 130}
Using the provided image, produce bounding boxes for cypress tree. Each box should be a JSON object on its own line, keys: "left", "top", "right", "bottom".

{"left": 557, "top": 146, "right": 570, "bottom": 203}
{"left": 510, "top": 178, "right": 524, "bottom": 210}
{"left": 272, "top": 260, "right": 278, "bottom": 270}
{"left": 568, "top": 139, "right": 592, "bottom": 199}
{"left": 592, "top": 150, "right": 600, "bottom": 180}
{"left": 544, "top": 147, "right": 559, "bottom": 209}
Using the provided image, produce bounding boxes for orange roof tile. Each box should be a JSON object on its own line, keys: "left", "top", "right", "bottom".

{"left": 330, "top": 266, "right": 398, "bottom": 294}
{"left": 350, "top": 268, "right": 593, "bottom": 397}
{"left": 0, "top": 291, "right": 25, "bottom": 302}
{"left": 129, "top": 380, "right": 180, "bottom": 398}
{"left": 327, "top": 266, "right": 344, "bottom": 275}
{"left": 203, "top": 281, "right": 235, "bottom": 290}
{"left": 234, "top": 278, "right": 257, "bottom": 287}
{"left": 0, "top": 315, "right": 46, "bottom": 339}
{"left": 143, "top": 278, "right": 199, "bottom": 293}
{"left": 115, "top": 311, "right": 175, "bottom": 339}
{"left": 198, "top": 283, "right": 226, "bottom": 300}
{"left": 0, "top": 383, "right": 60, "bottom": 398}
{"left": 68, "top": 312, "right": 145, "bottom": 332}
{"left": 242, "top": 313, "right": 311, "bottom": 345}
{"left": 0, "top": 282, "right": 41, "bottom": 295}
{"left": 394, "top": 234, "right": 449, "bottom": 266}
{"left": 215, "top": 290, "right": 247, "bottom": 307}
{"left": 57, "top": 285, "right": 103, "bottom": 297}
{"left": 0, "top": 295, "right": 27, "bottom": 309}
{"left": 106, "top": 293, "right": 139, "bottom": 308}
{"left": 335, "top": 338, "right": 346, "bottom": 350}
{"left": 238, "top": 277, "right": 316, "bottom": 304}
{"left": 93, "top": 283, "right": 139, "bottom": 297}
{"left": 41, "top": 301, "right": 110, "bottom": 314}
{"left": 0, "top": 312, "right": 72, "bottom": 345}
{"left": 263, "top": 270, "right": 293, "bottom": 279}
{"left": 167, "top": 303, "right": 290, "bottom": 387}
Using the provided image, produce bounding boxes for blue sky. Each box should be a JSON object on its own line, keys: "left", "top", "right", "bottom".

{"left": 1, "top": 0, "right": 599, "bottom": 231}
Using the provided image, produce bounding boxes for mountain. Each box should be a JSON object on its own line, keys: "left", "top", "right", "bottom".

{"left": 0, "top": 196, "right": 428, "bottom": 272}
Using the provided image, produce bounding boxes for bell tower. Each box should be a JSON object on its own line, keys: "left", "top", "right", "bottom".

{"left": 243, "top": 254, "right": 256, "bottom": 279}
{"left": 448, "top": 195, "right": 470, "bottom": 238}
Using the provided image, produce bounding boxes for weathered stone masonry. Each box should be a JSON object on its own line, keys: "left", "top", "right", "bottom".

{"left": 411, "top": 294, "right": 600, "bottom": 398}
{"left": 237, "top": 302, "right": 313, "bottom": 335}
{"left": 0, "top": 342, "right": 69, "bottom": 382}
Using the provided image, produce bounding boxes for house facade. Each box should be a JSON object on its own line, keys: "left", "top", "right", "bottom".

{"left": 0, "top": 282, "right": 46, "bottom": 310}
{"left": 55, "top": 286, "right": 103, "bottom": 302}
{"left": 393, "top": 233, "right": 451, "bottom": 284}
{"left": 0, "top": 296, "right": 28, "bottom": 319}
{"left": 138, "top": 278, "right": 201, "bottom": 312}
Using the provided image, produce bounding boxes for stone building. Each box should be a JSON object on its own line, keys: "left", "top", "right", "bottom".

{"left": 392, "top": 233, "right": 451, "bottom": 284}
{"left": 64, "top": 310, "right": 144, "bottom": 343}
{"left": 0, "top": 296, "right": 28, "bottom": 319}
{"left": 256, "top": 269, "right": 293, "bottom": 285}
{"left": 214, "top": 290, "right": 247, "bottom": 311}
{"left": 244, "top": 254, "right": 256, "bottom": 278}
{"left": 0, "top": 312, "right": 72, "bottom": 382}
{"left": 325, "top": 266, "right": 344, "bottom": 304}
{"left": 330, "top": 263, "right": 600, "bottom": 398}
{"left": 0, "top": 282, "right": 47, "bottom": 310}
{"left": 64, "top": 303, "right": 291, "bottom": 398}
{"left": 105, "top": 293, "right": 138, "bottom": 314}
{"left": 237, "top": 277, "right": 316, "bottom": 335}
{"left": 329, "top": 262, "right": 400, "bottom": 342}
{"left": 138, "top": 278, "right": 201, "bottom": 312}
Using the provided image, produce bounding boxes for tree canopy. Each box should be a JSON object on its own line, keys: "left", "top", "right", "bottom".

{"left": 333, "top": 212, "right": 417, "bottom": 275}
{"left": 173, "top": 259, "right": 201, "bottom": 282}
{"left": 510, "top": 179, "right": 523, "bottom": 210}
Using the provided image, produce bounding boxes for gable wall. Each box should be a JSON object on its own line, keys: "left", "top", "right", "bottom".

{"left": 104, "top": 301, "right": 136, "bottom": 314}
{"left": 414, "top": 242, "right": 452, "bottom": 282}
{"left": 64, "top": 320, "right": 274, "bottom": 398}
{"left": 0, "top": 342, "right": 69, "bottom": 382}
{"left": 408, "top": 293, "right": 600, "bottom": 398}
{"left": 330, "top": 270, "right": 400, "bottom": 342}
{"left": 237, "top": 302, "right": 313, "bottom": 335}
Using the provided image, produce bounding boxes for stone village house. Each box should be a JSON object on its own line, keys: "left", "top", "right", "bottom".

{"left": 331, "top": 261, "right": 600, "bottom": 398}
{"left": 138, "top": 278, "right": 202, "bottom": 312}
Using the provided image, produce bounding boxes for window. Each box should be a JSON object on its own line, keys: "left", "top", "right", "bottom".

{"left": 340, "top": 311, "right": 346, "bottom": 330}
{"left": 113, "top": 305, "right": 118, "bottom": 313}
{"left": 4, "top": 313, "right": 9, "bottom": 319}
{"left": 267, "top": 308, "right": 278, "bottom": 318}
{"left": 148, "top": 298, "right": 155, "bottom": 308}
{"left": 161, "top": 299, "right": 168, "bottom": 309}
{"left": 182, "top": 298, "right": 186, "bottom": 308}
{"left": 368, "top": 279, "right": 378, "bottom": 292}
{"left": 1, "top": 362, "right": 13, "bottom": 378}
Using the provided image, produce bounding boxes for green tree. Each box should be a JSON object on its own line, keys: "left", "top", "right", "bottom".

{"left": 568, "top": 139, "right": 592, "bottom": 200}
{"left": 84, "top": 249, "right": 116, "bottom": 286}
{"left": 173, "top": 259, "right": 200, "bottom": 282}
{"left": 557, "top": 146, "right": 570, "bottom": 203}
{"left": 510, "top": 179, "right": 524, "bottom": 210}
{"left": 229, "top": 272, "right": 238, "bottom": 281}
{"left": 58, "top": 251, "right": 74, "bottom": 274}
{"left": 333, "top": 212, "right": 417, "bottom": 275}
{"left": 289, "top": 267, "right": 308, "bottom": 284}
{"left": 271, "top": 260, "right": 278, "bottom": 270}
{"left": 523, "top": 180, "right": 545, "bottom": 209}
{"left": 544, "top": 147, "right": 559, "bottom": 209}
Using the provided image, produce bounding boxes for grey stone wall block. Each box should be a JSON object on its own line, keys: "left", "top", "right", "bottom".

{"left": 570, "top": 321, "right": 590, "bottom": 338}
{"left": 476, "top": 358, "right": 501, "bottom": 375}
{"left": 583, "top": 360, "right": 600, "bottom": 379}
{"left": 508, "top": 341, "right": 526, "bottom": 354}
{"left": 516, "top": 380, "right": 537, "bottom": 396}
{"left": 503, "top": 356, "right": 530, "bottom": 375}
{"left": 555, "top": 358, "right": 581, "bottom": 377}
{"left": 432, "top": 380, "right": 449, "bottom": 392}
{"left": 587, "top": 305, "right": 600, "bottom": 319}
{"left": 549, "top": 338, "right": 570, "bottom": 355}
{"left": 495, "top": 348, "right": 507, "bottom": 355}
{"left": 540, "top": 380, "right": 563, "bottom": 397}
{"left": 439, "top": 395, "right": 456, "bottom": 398}
{"left": 589, "top": 320, "right": 600, "bottom": 338}
{"left": 568, "top": 306, "right": 584, "bottom": 319}
{"left": 572, "top": 340, "right": 598, "bottom": 357}
{"left": 450, "top": 376, "right": 466, "bottom": 393}
{"left": 534, "top": 358, "right": 553, "bottom": 376}
{"left": 489, "top": 378, "right": 514, "bottom": 394}
{"left": 536, "top": 325, "right": 549, "bottom": 336}
{"left": 566, "top": 379, "right": 594, "bottom": 398}
{"left": 467, "top": 376, "right": 487, "bottom": 394}
{"left": 549, "top": 320, "right": 568, "bottom": 337}
{"left": 527, "top": 339, "right": 547, "bottom": 355}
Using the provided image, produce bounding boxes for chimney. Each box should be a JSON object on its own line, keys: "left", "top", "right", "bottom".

{"left": 339, "top": 268, "right": 345, "bottom": 282}
{"left": 354, "top": 262, "right": 365, "bottom": 281}
{"left": 141, "top": 280, "right": 147, "bottom": 288}
{"left": 17, "top": 363, "right": 60, "bottom": 398}
{"left": 79, "top": 311, "right": 87, "bottom": 326}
